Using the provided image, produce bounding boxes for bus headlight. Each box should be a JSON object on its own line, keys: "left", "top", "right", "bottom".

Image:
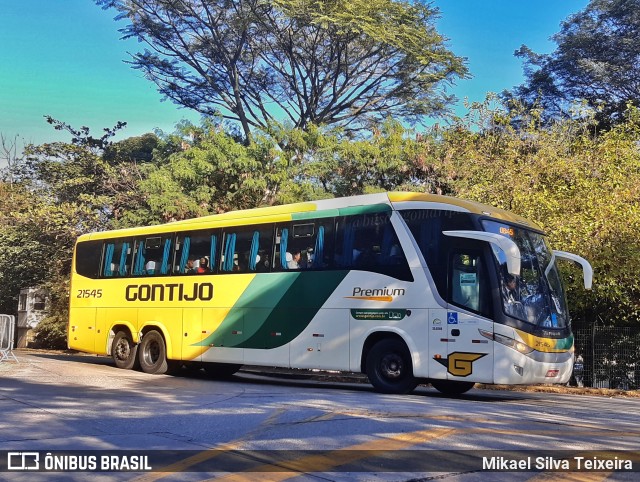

{"left": 479, "top": 329, "right": 534, "bottom": 355}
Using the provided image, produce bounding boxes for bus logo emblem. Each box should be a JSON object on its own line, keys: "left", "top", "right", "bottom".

{"left": 435, "top": 352, "right": 487, "bottom": 377}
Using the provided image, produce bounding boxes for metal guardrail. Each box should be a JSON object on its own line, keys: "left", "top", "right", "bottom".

{"left": 0, "top": 314, "right": 18, "bottom": 363}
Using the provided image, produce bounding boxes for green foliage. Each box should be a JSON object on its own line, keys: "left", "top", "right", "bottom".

{"left": 509, "top": 0, "right": 640, "bottom": 126}
{"left": 117, "top": 122, "right": 289, "bottom": 224}
{"left": 431, "top": 98, "right": 640, "bottom": 328}
{"left": 33, "top": 315, "right": 68, "bottom": 350}
{"left": 102, "top": 132, "right": 159, "bottom": 164}
{"left": 4, "top": 98, "right": 640, "bottom": 347}
{"left": 0, "top": 122, "right": 149, "bottom": 326}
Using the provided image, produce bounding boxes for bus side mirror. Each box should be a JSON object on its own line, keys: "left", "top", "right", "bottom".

{"left": 552, "top": 251, "right": 593, "bottom": 289}
{"left": 443, "top": 230, "right": 521, "bottom": 276}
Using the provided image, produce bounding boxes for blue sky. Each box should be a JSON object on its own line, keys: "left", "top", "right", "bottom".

{"left": 0, "top": 0, "right": 588, "bottom": 154}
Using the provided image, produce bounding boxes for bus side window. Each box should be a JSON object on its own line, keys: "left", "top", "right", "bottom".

{"left": 132, "top": 239, "right": 147, "bottom": 276}
{"left": 75, "top": 240, "right": 102, "bottom": 279}
{"left": 274, "top": 226, "right": 290, "bottom": 270}
{"left": 175, "top": 231, "right": 217, "bottom": 275}
{"left": 335, "top": 213, "right": 411, "bottom": 281}
{"left": 449, "top": 251, "right": 491, "bottom": 317}
{"left": 253, "top": 225, "right": 273, "bottom": 272}
{"left": 133, "top": 236, "right": 173, "bottom": 276}
{"left": 275, "top": 222, "right": 328, "bottom": 271}
{"left": 103, "top": 239, "right": 132, "bottom": 278}
{"left": 221, "top": 225, "right": 273, "bottom": 273}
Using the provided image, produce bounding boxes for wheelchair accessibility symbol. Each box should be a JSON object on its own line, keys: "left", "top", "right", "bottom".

{"left": 447, "top": 312, "right": 458, "bottom": 324}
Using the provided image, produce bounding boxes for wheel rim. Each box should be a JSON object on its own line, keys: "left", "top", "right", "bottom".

{"left": 115, "top": 339, "right": 130, "bottom": 361}
{"left": 143, "top": 340, "right": 160, "bottom": 366}
{"left": 379, "top": 353, "right": 404, "bottom": 380}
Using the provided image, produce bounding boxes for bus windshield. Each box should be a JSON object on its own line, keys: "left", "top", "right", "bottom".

{"left": 482, "top": 221, "right": 570, "bottom": 329}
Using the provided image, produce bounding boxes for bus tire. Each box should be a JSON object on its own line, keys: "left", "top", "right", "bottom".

{"left": 203, "top": 362, "right": 241, "bottom": 379}
{"left": 431, "top": 380, "right": 475, "bottom": 396}
{"left": 112, "top": 331, "right": 139, "bottom": 370}
{"left": 366, "top": 338, "right": 418, "bottom": 394}
{"left": 138, "top": 330, "right": 169, "bottom": 375}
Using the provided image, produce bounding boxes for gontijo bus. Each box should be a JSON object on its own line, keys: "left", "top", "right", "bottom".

{"left": 69, "top": 192, "right": 592, "bottom": 395}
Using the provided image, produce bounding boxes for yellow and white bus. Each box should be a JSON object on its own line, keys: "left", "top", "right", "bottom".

{"left": 68, "top": 192, "right": 592, "bottom": 395}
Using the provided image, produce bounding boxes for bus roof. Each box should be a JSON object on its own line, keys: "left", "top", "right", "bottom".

{"left": 78, "top": 192, "right": 542, "bottom": 241}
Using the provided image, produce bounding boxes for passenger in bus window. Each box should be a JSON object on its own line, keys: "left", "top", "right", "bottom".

{"left": 257, "top": 252, "right": 270, "bottom": 272}
{"left": 185, "top": 259, "right": 197, "bottom": 274}
{"left": 197, "top": 257, "right": 210, "bottom": 274}
{"left": 503, "top": 274, "right": 518, "bottom": 303}
{"left": 287, "top": 251, "right": 301, "bottom": 269}
{"left": 502, "top": 273, "right": 526, "bottom": 319}
{"left": 299, "top": 248, "right": 313, "bottom": 269}
{"left": 233, "top": 254, "right": 243, "bottom": 272}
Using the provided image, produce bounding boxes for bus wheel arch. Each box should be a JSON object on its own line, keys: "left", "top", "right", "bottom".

{"left": 362, "top": 333, "right": 418, "bottom": 394}
{"left": 138, "top": 328, "right": 169, "bottom": 375}
{"left": 111, "top": 328, "right": 139, "bottom": 370}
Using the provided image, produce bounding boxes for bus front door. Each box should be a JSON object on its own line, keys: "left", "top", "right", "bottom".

{"left": 445, "top": 251, "right": 494, "bottom": 384}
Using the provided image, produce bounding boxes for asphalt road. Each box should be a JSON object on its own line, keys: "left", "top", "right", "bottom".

{"left": 1, "top": 351, "right": 639, "bottom": 481}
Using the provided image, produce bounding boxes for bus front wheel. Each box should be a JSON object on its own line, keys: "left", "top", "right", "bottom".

{"left": 112, "top": 331, "right": 139, "bottom": 370}
{"left": 138, "top": 330, "right": 169, "bottom": 375}
{"left": 431, "top": 380, "right": 475, "bottom": 396}
{"left": 366, "top": 339, "right": 418, "bottom": 394}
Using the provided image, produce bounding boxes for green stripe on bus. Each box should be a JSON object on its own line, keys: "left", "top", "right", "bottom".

{"left": 197, "top": 271, "right": 348, "bottom": 349}
{"left": 291, "top": 203, "right": 391, "bottom": 221}
{"left": 237, "top": 270, "right": 349, "bottom": 349}
{"left": 338, "top": 203, "right": 391, "bottom": 216}
{"left": 292, "top": 209, "right": 339, "bottom": 220}
{"left": 196, "top": 273, "right": 298, "bottom": 347}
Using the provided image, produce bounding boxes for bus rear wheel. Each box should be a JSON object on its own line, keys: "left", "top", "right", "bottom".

{"left": 138, "top": 330, "right": 169, "bottom": 375}
{"left": 112, "top": 331, "right": 139, "bottom": 370}
{"left": 431, "top": 380, "right": 475, "bottom": 396}
{"left": 366, "top": 339, "right": 418, "bottom": 394}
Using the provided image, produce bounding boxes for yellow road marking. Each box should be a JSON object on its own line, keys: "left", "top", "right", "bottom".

{"left": 206, "top": 427, "right": 456, "bottom": 482}
{"left": 131, "top": 408, "right": 288, "bottom": 482}
{"left": 131, "top": 408, "right": 636, "bottom": 482}
{"left": 134, "top": 441, "right": 244, "bottom": 481}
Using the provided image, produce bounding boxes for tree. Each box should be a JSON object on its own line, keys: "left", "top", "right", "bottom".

{"left": 125, "top": 121, "right": 290, "bottom": 223}
{"left": 1, "top": 134, "right": 24, "bottom": 185}
{"left": 508, "top": 0, "right": 640, "bottom": 125}
{"left": 268, "top": 119, "right": 451, "bottom": 200}
{"left": 21, "top": 120, "right": 158, "bottom": 225}
{"left": 0, "top": 121, "right": 155, "bottom": 345}
{"left": 428, "top": 98, "right": 640, "bottom": 329}
{"left": 96, "top": 0, "right": 467, "bottom": 140}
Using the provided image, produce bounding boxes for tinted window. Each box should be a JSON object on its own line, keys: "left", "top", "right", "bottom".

{"left": 449, "top": 251, "right": 492, "bottom": 318}
{"left": 221, "top": 225, "right": 273, "bottom": 273}
{"left": 131, "top": 235, "right": 174, "bottom": 276}
{"left": 175, "top": 230, "right": 218, "bottom": 275}
{"left": 401, "top": 209, "right": 476, "bottom": 301}
{"left": 275, "top": 220, "right": 336, "bottom": 271}
{"left": 75, "top": 240, "right": 103, "bottom": 279}
{"left": 102, "top": 238, "right": 133, "bottom": 278}
{"left": 335, "top": 213, "right": 411, "bottom": 281}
